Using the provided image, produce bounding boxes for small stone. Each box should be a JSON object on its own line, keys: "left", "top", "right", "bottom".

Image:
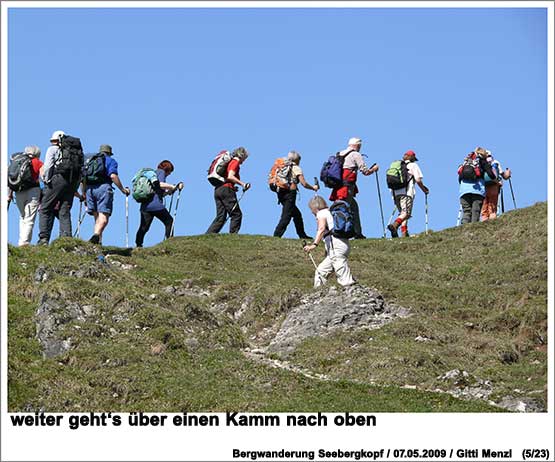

{"left": 149, "top": 294, "right": 157, "bottom": 300}
{"left": 150, "top": 343, "right": 167, "bottom": 356}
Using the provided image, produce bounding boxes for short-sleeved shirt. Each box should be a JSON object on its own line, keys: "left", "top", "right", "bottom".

{"left": 316, "top": 208, "right": 334, "bottom": 250}
{"left": 223, "top": 159, "right": 241, "bottom": 188}
{"left": 103, "top": 155, "right": 119, "bottom": 184}
{"left": 141, "top": 168, "right": 167, "bottom": 212}
{"left": 392, "top": 162, "right": 423, "bottom": 198}
{"left": 289, "top": 164, "right": 303, "bottom": 189}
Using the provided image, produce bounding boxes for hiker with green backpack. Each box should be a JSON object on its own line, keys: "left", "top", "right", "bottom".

{"left": 81, "top": 144, "right": 130, "bottom": 244}
{"left": 134, "top": 160, "right": 183, "bottom": 247}
{"left": 386, "top": 150, "right": 429, "bottom": 238}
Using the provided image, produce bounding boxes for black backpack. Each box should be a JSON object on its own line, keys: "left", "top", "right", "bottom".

{"left": 83, "top": 153, "right": 108, "bottom": 185}
{"left": 54, "top": 135, "right": 84, "bottom": 183}
{"left": 8, "top": 152, "right": 37, "bottom": 192}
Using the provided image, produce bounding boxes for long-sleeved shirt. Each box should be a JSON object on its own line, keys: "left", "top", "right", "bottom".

{"left": 42, "top": 145, "right": 60, "bottom": 183}
{"left": 339, "top": 148, "right": 372, "bottom": 174}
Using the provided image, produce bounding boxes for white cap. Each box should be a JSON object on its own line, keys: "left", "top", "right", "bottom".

{"left": 50, "top": 130, "right": 65, "bottom": 141}
{"left": 348, "top": 137, "right": 362, "bottom": 146}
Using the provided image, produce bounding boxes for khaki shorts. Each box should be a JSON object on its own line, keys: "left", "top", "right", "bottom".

{"left": 394, "top": 195, "right": 414, "bottom": 218}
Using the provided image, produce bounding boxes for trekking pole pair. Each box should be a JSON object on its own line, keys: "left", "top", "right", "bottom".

{"left": 73, "top": 202, "right": 87, "bottom": 238}
{"left": 167, "top": 183, "right": 184, "bottom": 239}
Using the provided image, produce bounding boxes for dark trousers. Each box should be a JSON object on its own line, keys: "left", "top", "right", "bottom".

{"left": 38, "top": 174, "right": 76, "bottom": 242}
{"left": 206, "top": 186, "right": 242, "bottom": 234}
{"left": 135, "top": 208, "right": 173, "bottom": 247}
{"left": 345, "top": 185, "right": 363, "bottom": 237}
{"left": 460, "top": 193, "right": 484, "bottom": 224}
{"left": 273, "top": 189, "right": 308, "bottom": 238}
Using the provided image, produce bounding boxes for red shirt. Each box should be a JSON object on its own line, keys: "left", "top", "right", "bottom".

{"left": 31, "top": 157, "right": 44, "bottom": 183}
{"left": 330, "top": 169, "right": 358, "bottom": 201}
{"left": 223, "top": 159, "right": 241, "bottom": 188}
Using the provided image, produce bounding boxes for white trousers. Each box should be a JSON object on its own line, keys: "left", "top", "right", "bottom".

{"left": 314, "top": 237, "right": 354, "bottom": 288}
{"left": 15, "top": 187, "right": 41, "bottom": 246}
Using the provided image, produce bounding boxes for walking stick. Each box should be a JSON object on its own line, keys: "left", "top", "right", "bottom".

{"left": 508, "top": 177, "right": 517, "bottom": 209}
{"left": 73, "top": 203, "right": 86, "bottom": 238}
{"left": 314, "top": 177, "right": 319, "bottom": 195}
{"left": 500, "top": 186, "right": 505, "bottom": 214}
{"left": 223, "top": 186, "right": 249, "bottom": 229}
{"left": 387, "top": 206, "right": 397, "bottom": 226}
{"left": 456, "top": 205, "right": 462, "bottom": 226}
{"left": 125, "top": 195, "right": 129, "bottom": 248}
{"left": 374, "top": 171, "right": 386, "bottom": 238}
{"left": 168, "top": 192, "right": 174, "bottom": 216}
{"left": 425, "top": 193, "right": 429, "bottom": 235}
{"left": 303, "top": 241, "right": 325, "bottom": 286}
{"left": 168, "top": 185, "right": 183, "bottom": 238}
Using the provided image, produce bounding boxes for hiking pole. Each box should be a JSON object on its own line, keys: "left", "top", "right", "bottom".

{"left": 73, "top": 204, "right": 87, "bottom": 238}
{"left": 500, "top": 186, "right": 505, "bottom": 214}
{"left": 222, "top": 186, "right": 249, "bottom": 229}
{"left": 508, "top": 177, "right": 517, "bottom": 209}
{"left": 168, "top": 192, "right": 174, "bottom": 216}
{"left": 456, "top": 205, "right": 462, "bottom": 226}
{"left": 125, "top": 195, "right": 129, "bottom": 248}
{"left": 424, "top": 193, "right": 429, "bottom": 235}
{"left": 313, "top": 177, "right": 319, "bottom": 195}
{"left": 168, "top": 185, "right": 183, "bottom": 239}
{"left": 387, "top": 206, "right": 397, "bottom": 226}
{"left": 374, "top": 169, "right": 386, "bottom": 238}
{"left": 303, "top": 240, "right": 325, "bottom": 286}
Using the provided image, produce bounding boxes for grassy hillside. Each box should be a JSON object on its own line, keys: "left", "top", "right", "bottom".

{"left": 7, "top": 203, "right": 547, "bottom": 412}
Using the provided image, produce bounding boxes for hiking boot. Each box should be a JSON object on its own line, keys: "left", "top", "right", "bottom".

{"left": 353, "top": 234, "right": 366, "bottom": 239}
{"left": 37, "top": 238, "right": 49, "bottom": 246}
{"left": 387, "top": 224, "right": 399, "bottom": 238}
{"left": 299, "top": 235, "right": 313, "bottom": 240}
{"left": 89, "top": 234, "right": 100, "bottom": 244}
{"left": 402, "top": 231, "right": 410, "bottom": 238}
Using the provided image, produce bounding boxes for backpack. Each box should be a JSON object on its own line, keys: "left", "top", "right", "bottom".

{"left": 458, "top": 153, "right": 482, "bottom": 182}
{"left": 83, "top": 153, "right": 108, "bottom": 185}
{"left": 320, "top": 152, "right": 347, "bottom": 188}
{"left": 268, "top": 157, "right": 294, "bottom": 192}
{"left": 54, "top": 135, "right": 84, "bottom": 183}
{"left": 132, "top": 168, "right": 159, "bottom": 203}
{"left": 8, "top": 152, "right": 37, "bottom": 192}
{"left": 328, "top": 200, "right": 355, "bottom": 239}
{"left": 207, "top": 150, "right": 233, "bottom": 187}
{"left": 386, "top": 160, "right": 411, "bottom": 190}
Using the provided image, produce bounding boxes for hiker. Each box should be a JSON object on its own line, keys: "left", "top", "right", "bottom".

{"left": 135, "top": 160, "right": 183, "bottom": 248}
{"left": 206, "top": 147, "right": 251, "bottom": 234}
{"left": 387, "top": 150, "right": 429, "bottom": 238}
{"left": 329, "top": 137, "right": 379, "bottom": 239}
{"left": 82, "top": 144, "right": 130, "bottom": 244}
{"left": 271, "top": 150, "right": 319, "bottom": 239}
{"left": 7, "top": 146, "right": 44, "bottom": 246}
{"left": 303, "top": 196, "right": 355, "bottom": 288}
{"left": 37, "top": 130, "right": 83, "bottom": 245}
{"left": 458, "top": 146, "right": 498, "bottom": 224}
{"left": 481, "top": 150, "right": 511, "bottom": 221}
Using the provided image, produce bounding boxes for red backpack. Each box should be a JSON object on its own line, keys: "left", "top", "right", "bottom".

{"left": 458, "top": 153, "right": 482, "bottom": 182}
{"left": 207, "top": 150, "right": 233, "bottom": 187}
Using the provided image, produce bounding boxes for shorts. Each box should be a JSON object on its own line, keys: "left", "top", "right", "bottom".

{"left": 86, "top": 183, "right": 114, "bottom": 216}
{"left": 394, "top": 194, "right": 414, "bottom": 218}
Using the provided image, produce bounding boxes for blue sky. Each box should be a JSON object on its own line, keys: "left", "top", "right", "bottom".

{"left": 7, "top": 7, "right": 548, "bottom": 247}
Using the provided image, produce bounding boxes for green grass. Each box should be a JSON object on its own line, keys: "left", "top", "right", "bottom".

{"left": 8, "top": 203, "right": 547, "bottom": 412}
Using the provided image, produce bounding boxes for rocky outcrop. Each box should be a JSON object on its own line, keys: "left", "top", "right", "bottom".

{"left": 266, "top": 285, "right": 410, "bottom": 357}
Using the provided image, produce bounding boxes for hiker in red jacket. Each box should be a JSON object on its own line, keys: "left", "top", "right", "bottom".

{"left": 330, "top": 137, "right": 379, "bottom": 239}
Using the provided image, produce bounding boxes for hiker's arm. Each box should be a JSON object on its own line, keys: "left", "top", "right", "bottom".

{"left": 416, "top": 179, "right": 429, "bottom": 194}
{"left": 159, "top": 181, "right": 176, "bottom": 194}
{"left": 298, "top": 174, "right": 318, "bottom": 191}
{"left": 7, "top": 188, "right": 13, "bottom": 203}
{"left": 304, "top": 215, "right": 327, "bottom": 252}
{"left": 110, "top": 173, "right": 130, "bottom": 195}
{"left": 227, "top": 169, "right": 247, "bottom": 189}
{"left": 74, "top": 191, "right": 85, "bottom": 202}
{"left": 361, "top": 161, "right": 379, "bottom": 176}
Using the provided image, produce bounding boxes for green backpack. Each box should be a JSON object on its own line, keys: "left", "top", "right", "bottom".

{"left": 386, "top": 160, "right": 410, "bottom": 190}
{"left": 132, "top": 168, "right": 158, "bottom": 203}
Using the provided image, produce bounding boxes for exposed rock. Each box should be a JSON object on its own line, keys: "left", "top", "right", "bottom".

{"left": 150, "top": 343, "right": 167, "bottom": 356}
{"left": 437, "top": 369, "right": 493, "bottom": 401}
{"left": 497, "top": 396, "right": 544, "bottom": 413}
{"left": 415, "top": 335, "right": 432, "bottom": 342}
{"left": 34, "top": 266, "right": 48, "bottom": 284}
{"left": 266, "top": 285, "right": 410, "bottom": 357}
{"left": 35, "top": 294, "right": 92, "bottom": 358}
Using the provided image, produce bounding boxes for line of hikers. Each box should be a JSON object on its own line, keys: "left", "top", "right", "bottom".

{"left": 7, "top": 133, "right": 512, "bottom": 288}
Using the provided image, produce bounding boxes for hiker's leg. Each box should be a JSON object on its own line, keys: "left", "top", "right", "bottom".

{"left": 16, "top": 187, "right": 40, "bottom": 246}
{"left": 38, "top": 175, "right": 65, "bottom": 242}
{"left": 93, "top": 184, "right": 114, "bottom": 238}
{"left": 135, "top": 211, "right": 154, "bottom": 247}
{"left": 155, "top": 208, "right": 174, "bottom": 239}
{"left": 330, "top": 238, "right": 354, "bottom": 286}
{"left": 206, "top": 187, "right": 228, "bottom": 234}
{"left": 58, "top": 180, "right": 74, "bottom": 238}
{"left": 470, "top": 194, "right": 483, "bottom": 223}
{"left": 221, "top": 187, "right": 242, "bottom": 234}
{"left": 273, "top": 190, "right": 294, "bottom": 237}
{"left": 346, "top": 189, "right": 362, "bottom": 237}
{"left": 290, "top": 192, "right": 310, "bottom": 238}
{"left": 401, "top": 196, "right": 413, "bottom": 237}
{"left": 482, "top": 184, "right": 499, "bottom": 220}
{"left": 460, "top": 194, "right": 473, "bottom": 225}
{"left": 315, "top": 255, "right": 333, "bottom": 288}
{"left": 94, "top": 213, "right": 110, "bottom": 237}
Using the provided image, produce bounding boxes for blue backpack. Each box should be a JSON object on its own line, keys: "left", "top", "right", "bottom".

{"left": 320, "top": 150, "right": 353, "bottom": 188}
{"left": 328, "top": 200, "right": 355, "bottom": 239}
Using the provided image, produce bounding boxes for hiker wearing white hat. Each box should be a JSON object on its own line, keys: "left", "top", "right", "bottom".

{"left": 329, "top": 137, "right": 379, "bottom": 239}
